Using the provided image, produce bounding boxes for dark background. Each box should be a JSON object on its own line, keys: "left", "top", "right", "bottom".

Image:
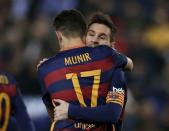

{"left": 0, "top": 0, "right": 169, "bottom": 130}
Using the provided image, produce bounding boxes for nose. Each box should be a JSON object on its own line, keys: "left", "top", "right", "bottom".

{"left": 91, "top": 37, "right": 99, "bottom": 45}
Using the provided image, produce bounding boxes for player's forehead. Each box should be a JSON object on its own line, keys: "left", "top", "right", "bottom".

{"left": 87, "top": 23, "right": 111, "bottom": 36}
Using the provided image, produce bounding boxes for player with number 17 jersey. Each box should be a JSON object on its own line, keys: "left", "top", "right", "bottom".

{"left": 37, "top": 45, "right": 127, "bottom": 131}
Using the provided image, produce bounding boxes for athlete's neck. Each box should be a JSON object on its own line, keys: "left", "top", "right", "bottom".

{"left": 60, "top": 37, "right": 85, "bottom": 51}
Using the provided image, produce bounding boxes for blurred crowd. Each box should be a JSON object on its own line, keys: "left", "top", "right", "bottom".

{"left": 0, "top": 0, "right": 169, "bottom": 131}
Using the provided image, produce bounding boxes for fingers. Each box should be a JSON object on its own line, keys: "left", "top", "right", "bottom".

{"left": 52, "top": 99, "right": 63, "bottom": 107}
{"left": 53, "top": 99, "right": 64, "bottom": 103}
{"left": 52, "top": 100, "right": 57, "bottom": 107}
{"left": 53, "top": 99, "right": 69, "bottom": 121}
{"left": 53, "top": 107, "right": 66, "bottom": 121}
{"left": 52, "top": 99, "right": 64, "bottom": 114}
{"left": 53, "top": 114, "right": 64, "bottom": 121}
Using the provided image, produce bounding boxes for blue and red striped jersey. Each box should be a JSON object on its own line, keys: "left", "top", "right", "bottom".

{"left": 38, "top": 45, "right": 127, "bottom": 131}
{"left": 68, "top": 68, "right": 127, "bottom": 131}
{"left": 0, "top": 70, "right": 35, "bottom": 131}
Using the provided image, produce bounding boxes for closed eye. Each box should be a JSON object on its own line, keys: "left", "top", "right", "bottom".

{"left": 99, "top": 34, "right": 107, "bottom": 40}
{"left": 87, "top": 30, "right": 95, "bottom": 36}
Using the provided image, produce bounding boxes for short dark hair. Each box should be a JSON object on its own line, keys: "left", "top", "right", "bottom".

{"left": 88, "top": 12, "right": 117, "bottom": 42}
{"left": 53, "top": 9, "right": 87, "bottom": 38}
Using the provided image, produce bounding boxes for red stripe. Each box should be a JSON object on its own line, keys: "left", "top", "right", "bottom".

{"left": 51, "top": 89, "right": 77, "bottom": 100}
{"left": 98, "top": 83, "right": 110, "bottom": 96}
{"left": 44, "top": 57, "right": 113, "bottom": 88}
{"left": 0, "top": 84, "right": 16, "bottom": 96}
{"left": 51, "top": 83, "right": 110, "bottom": 101}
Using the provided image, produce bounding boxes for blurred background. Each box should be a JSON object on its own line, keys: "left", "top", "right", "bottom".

{"left": 0, "top": 0, "right": 169, "bottom": 131}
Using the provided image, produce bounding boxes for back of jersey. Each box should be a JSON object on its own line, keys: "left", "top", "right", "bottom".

{"left": 0, "top": 71, "right": 17, "bottom": 131}
{"left": 38, "top": 45, "right": 126, "bottom": 131}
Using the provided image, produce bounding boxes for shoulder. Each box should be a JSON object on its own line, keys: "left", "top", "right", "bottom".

{"left": 37, "top": 54, "right": 59, "bottom": 73}
{"left": 37, "top": 58, "right": 49, "bottom": 70}
{"left": 37, "top": 55, "right": 56, "bottom": 69}
{"left": 0, "top": 72, "right": 17, "bottom": 97}
{"left": 0, "top": 71, "right": 17, "bottom": 84}
{"left": 95, "top": 45, "right": 112, "bottom": 50}
{"left": 91, "top": 45, "right": 113, "bottom": 55}
{"left": 95, "top": 45, "right": 120, "bottom": 54}
{"left": 94, "top": 45, "right": 126, "bottom": 58}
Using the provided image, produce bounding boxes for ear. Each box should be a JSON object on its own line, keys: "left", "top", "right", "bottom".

{"left": 56, "top": 31, "right": 62, "bottom": 42}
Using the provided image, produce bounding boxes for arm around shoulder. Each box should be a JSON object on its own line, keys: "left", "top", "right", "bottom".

{"left": 125, "top": 57, "right": 134, "bottom": 71}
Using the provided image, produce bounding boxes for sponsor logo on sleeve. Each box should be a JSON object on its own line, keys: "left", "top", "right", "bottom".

{"left": 106, "top": 86, "right": 125, "bottom": 107}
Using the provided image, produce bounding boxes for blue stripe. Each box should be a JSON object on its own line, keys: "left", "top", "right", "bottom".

{"left": 56, "top": 120, "right": 75, "bottom": 129}
{"left": 65, "top": 98, "right": 105, "bottom": 106}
